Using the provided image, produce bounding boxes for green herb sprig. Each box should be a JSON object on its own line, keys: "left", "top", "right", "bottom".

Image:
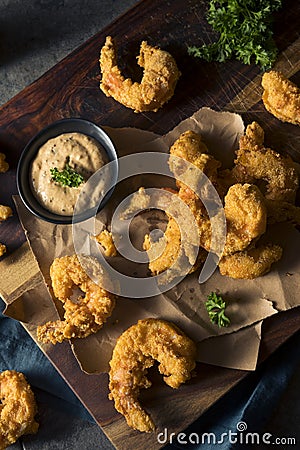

{"left": 50, "top": 160, "right": 84, "bottom": 188}
{"left": 205, "top": 292, "right": 230, "bottom": 327}
{"left": 188, "top": 0, "right": 282, "bottom": 70}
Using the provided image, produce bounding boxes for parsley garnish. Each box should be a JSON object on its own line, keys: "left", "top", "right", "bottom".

{"left": 50, "top": 159, "right": 84, "bottom": 188}
{"left": 188, "top": 0, "right": 282, "bottom": 70}
{"left": 205, "top": 292, "right": 230, "bottom": 327}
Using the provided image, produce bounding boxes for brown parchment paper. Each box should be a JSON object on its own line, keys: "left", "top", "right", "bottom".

{"left": 3, "top": 107, "right": 300, "bottom": 374}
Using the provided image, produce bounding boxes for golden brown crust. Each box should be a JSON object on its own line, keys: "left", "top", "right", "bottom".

{"left": 169, "top": 130, "right": 221, "bottom": 190}
{"left": 37, "top": 255, "right": 115, "bottom": 344}
{"left": 0, "top": 205, "right": 12, "bottom": 222}
{"left": 0, "top": 370, "right": 38, "bottom": 449}
{"left": 265, "top": 199, "right": 300, "bottom": 225}
{"left": 219, "top": 243, "right": 283, "bottom": 279}
{"left": 262, "top": 70, "right": 300, "bottom": 126}
{"left": 143, "top": 216, "right": 181, "bottom": 275}
{"left": 233, "top": 122, "right": 299, "bottom": 202}
{"left": 144, "top": 129, "right": 268, "bottom": 276}
{"left": 176, "top": 183, "right": 267, "bottom": 257}
{"left": 0, "top": 244, "right": 6, "bottom": 257}
{"left": 0, "top": 153, "right": 9, "bottom": 173}
{"left": 109, "top": 318, "right": 196, "bottom": 432}
{"left": 223, "top": 183, "right": 267, "bottom": 256}
{"left": 94, "top": 230, "right": 117, "bottom": 257}
{"left": 99, "top": 36, "right": 180, "bottom": 112}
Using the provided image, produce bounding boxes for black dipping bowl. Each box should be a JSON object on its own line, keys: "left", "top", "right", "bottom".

{"left": 17, "top": 118, "right": 118, "bottom": 224}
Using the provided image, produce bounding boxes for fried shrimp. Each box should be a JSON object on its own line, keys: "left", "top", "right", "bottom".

{"left": 262, "top": 70, "right": 300, "bottom": 126}
{"left": 0, "top": 205, "right": 12, "bottom": 222}
{"left": 143, "top": 181, "right": 267, "bottom": 276}
{"left": 239, "top": 120, "right": 265, "bottom": 153}
{"left": 142, "top": 177, "right": 267, "bottom": 279}
{"left": 223, "top": 183, "right": 267, "bottom": 256}
{"left": 143, "top": 218, "right": 206, "bottom": 279}
{"left": 143, "top": 216, "right": 181, "bottom": 275}
{"left": 0, "top": 244, "right": 6, "bottom": 257}
{"left": 169, "top": 130, "right": 221, "bottom": 189}
{"left": 142, "top": 185, "right": 206, "bottom": 278}
{"left": 109, "top": 318, "right": 196, "bottom": 433}
{"left": 0, "top": 370, "right": 38, "bottom": 449}
{"left": 99, "top": 36, "right": 180, "bottom": 112}
{"left": 219, "top": 243, "right": 283, "bottom": 279}
{"left": 94, "top": 230, "right": 117, "bottom": 257}
{"left": 233, "top": 122, "right": 299, "bottom": 202}
{"left": 37, "top": 255, "right": 115, "bottom": 344}
{"left": 178, "top": 183, "right": 266, "bottom": 256}
{"left": 167, "top": 131, "right": 267, "bottom": 253}
{"left": 0, "top": 153, "right": 9, "bottom": 173}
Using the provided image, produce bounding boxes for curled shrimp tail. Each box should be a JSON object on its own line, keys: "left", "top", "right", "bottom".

{"left": 109, "top": 318, "right": 196, "bottom": 432}
{"left": 100, "top": 36, "right": 180, "bottom": 112}
{"left": 99, "top": 36, "right": 123, "bottom": 93}
{"left": 37, "top": 255, "right": 116, "bottom": 344}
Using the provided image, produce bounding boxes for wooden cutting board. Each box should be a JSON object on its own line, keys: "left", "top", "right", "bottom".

{"left": 1, "top": 0, "right": 300, "bottom": 448}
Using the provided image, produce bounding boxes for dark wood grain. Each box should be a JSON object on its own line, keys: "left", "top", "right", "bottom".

{"left": 1, "top": 0, "right": 300, "bottom": 449}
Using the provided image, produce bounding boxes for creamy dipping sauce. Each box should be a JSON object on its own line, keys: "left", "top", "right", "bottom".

{"left": 30, "top": 132, "right": 108, "bottom": 215}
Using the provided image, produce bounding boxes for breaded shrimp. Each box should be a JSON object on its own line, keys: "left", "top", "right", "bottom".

{"left": 178, "top": 183, "right": 266, "bottom": 257}
{"left": 239, "top": 120, "right": 265, "bottom": 150}
{"left": 0, "top": 153, "right": 9, "bottom": 173}
{"left": 265, "top": 199, "right": 300, "bottom": 225}
{"left": 94, "top": 230, "right": 117, "bottom": 257}
{"left": 167, "top": 131, "right": 267, "bottom": 253}
{"left": 0, "top": 205, "right": 12, "bottom": 222}
{"left": 262, "top": 70, "right": 300, "bottom": 126}
{"left": 37, "top": 255, "right": 115, "bottom": 344}
{"left": 223, "top": 183, "right": 267, "bottom": 256}
{"left": 0, "top": 244, "right": 6, "bottom": 257}
{"left": 232, "top": 122, "right": 299, "bottom": 202}
{"left": 0, "top": 370, "right": 38, "bottom": 449}
{"left": 142, "top": 186, "right": 206, "bottom": 278}
{"left": 100, "top": 36, "right": 180, "bottom": 112}
{"left": 169, "top": 130, "right": 221, "bottom": 190}
{"left": 143, "top": 181, "right": 267, "bottom": 276}
{"left": 177, "top": 186, "right": 213, "bottom": 252}
{"left": 219, "top": 243, "right": 283, "bottom": 279}
{"left": 109, "top": 318, "right": 196, "bottom": 432}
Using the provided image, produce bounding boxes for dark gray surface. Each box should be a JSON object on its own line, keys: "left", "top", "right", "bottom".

{"left": 0, "top": 0, "right": 139, "bottom": 106}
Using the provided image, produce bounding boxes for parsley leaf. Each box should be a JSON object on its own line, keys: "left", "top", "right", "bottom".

{"left": 188, "top": 0, "right": 282, "bottom": 70}
{"left": 50, "top": 159, "right": 84, "bottom": 188}
{"left": 205, "top": 292, "right": 230, "bottom": 327}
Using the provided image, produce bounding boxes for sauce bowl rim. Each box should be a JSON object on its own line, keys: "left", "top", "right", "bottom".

{"left": 17, "top": 118, "right": 119, "bottom": 224}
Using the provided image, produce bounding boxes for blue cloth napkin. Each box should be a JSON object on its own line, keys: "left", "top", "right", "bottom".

{"left": 164, "top": 326, "right": 300, "bottom": 450}
{"left": 1, "top": 297, "right": 300, "bottom": 449}
{"left": 0, "top": 298, "right": 92, "bottom": 422}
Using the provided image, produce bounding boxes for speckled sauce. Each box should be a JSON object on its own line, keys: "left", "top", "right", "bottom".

{"left": 30, "top": 132, "right": 108, "bottom": 215}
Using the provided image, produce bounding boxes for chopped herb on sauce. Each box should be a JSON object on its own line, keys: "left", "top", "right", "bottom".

{"left": 50, "top": 159, "right": 84, "bottom": 188}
